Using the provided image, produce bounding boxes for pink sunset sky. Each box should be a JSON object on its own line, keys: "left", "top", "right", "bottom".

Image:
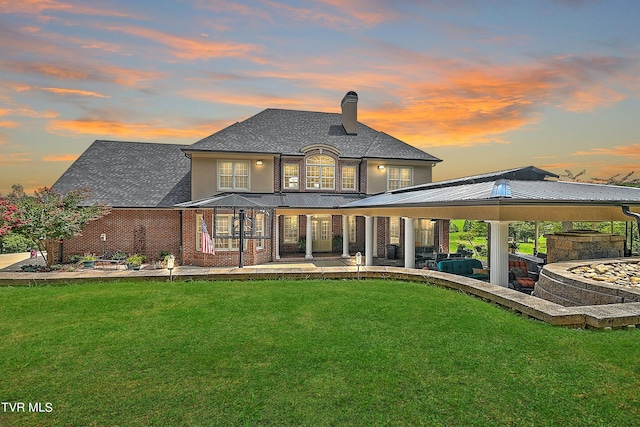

{"left": 1, "top": 0, "right": 639, "bottom": 194}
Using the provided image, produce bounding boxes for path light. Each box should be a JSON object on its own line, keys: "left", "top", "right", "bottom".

{"left": 355, "top": 251, "right": 362, "bottom": 280}
{"left": 166, "top": 254, "right": 175, "bottom": 281}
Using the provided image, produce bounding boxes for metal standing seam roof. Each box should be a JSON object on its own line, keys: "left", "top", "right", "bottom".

{"left": 344, "top": 179, "right": 640, "bottom": 208}
{"left": 175, "top": 192, "right": 367, "bottom": 209}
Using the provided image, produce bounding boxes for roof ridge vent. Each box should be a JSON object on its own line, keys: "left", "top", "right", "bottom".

{"left": 490, "top": 179, "right": 512, "bottom": 198}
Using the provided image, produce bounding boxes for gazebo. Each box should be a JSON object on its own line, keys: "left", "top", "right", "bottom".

{"left": 342, "top": 166, "right": 640, "bottom": 287}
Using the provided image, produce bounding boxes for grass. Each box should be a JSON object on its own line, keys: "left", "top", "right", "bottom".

{"left": 1, "top": 279, "right": 639, "bottom": 426}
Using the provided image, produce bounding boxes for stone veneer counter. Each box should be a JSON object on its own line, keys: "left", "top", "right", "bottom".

{"left": 545, "top": 231, "right": 624, "bottom": 264}
{"left": 536, "top": 258, "right": 640, "bottom": 306}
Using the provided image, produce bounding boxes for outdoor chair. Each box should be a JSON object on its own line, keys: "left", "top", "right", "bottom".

{"left": 508, "top": 260, "right": 536, "bottom": 294}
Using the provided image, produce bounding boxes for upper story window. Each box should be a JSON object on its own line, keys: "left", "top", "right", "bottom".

{"left": 342, "top": 165, "right": 356, "bottom": 190}
{"left": 388, "top": 166, "right": 412, "bottom": 191}
{"left": 306, "top": 155, "right": 335, "bottom": 190}
{"left": 219, "top": 161, "right": 249, "bottom": 191}
{"left": 283, "top": 164, "right": 299, "bottom": 189}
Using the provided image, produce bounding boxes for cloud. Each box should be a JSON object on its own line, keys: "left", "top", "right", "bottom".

{"left": 0, "top": 0, "right": 132, "bottom": 17}
{"left": 98, "top": 23, "right": 262, "bottom": 61}
{"left": 0, "top": 120, "right": 19, "bottom": 128}
{"left": 42, "top": 154, "right": 79, "bottom": 162}
{"left": 2, "top": 61, "right": 163, "bottom": 86}
{"left": 41, "top": 87, "right": 110, "bottom": 98}
{"left": 573, "top": 144, "right": 640, "bottom": 158}
{"left": 46, "top": 118, "right": 223, "bottom": 141}
{"left": 0, "top": 153, "right": 31, "bottom": 165}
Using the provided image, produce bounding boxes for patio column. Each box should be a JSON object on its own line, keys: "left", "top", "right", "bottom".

{"left": 487, "top": 220, "right": 510, "bottom": 287}
{"left": 275, "top": 214, "right": 280, "bottom": 260}
{"left": 373, "top": 217, "right": 378, "bottom": 257}
{"left": 305, "top": 214, "right": 313, "bottom": 259}
{"left": 342, "top": 215, "right": 350, "bottom": 258}
{"left": 365, "top": 215, "right": 374, "bottom": 266}
{"left": 403, "top": 217, "right": 415, "bottom": 269}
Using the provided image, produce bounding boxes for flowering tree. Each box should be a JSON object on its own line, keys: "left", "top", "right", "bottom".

{"left": 0, "top": 199, "right": 21, "bottom": 236}
{"left": 5, "top": 185, "right": 111, "bottom": 267}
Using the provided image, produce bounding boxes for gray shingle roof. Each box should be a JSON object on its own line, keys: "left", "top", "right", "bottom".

{"left": 186, "top": 109, "right": 442, "bottom": 162}
{"left": 175, "top": 192, "right": 366, "bottom": 209}
{"left": 51, "top": 140, "right": 191, "bottom": 207}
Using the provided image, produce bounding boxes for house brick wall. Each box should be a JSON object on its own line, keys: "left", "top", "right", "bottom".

{"left": 182, "top": 209, "right": 274, "bottom": 268}
{"left": 60, "top": 209, "right": 181, "bottom": 262}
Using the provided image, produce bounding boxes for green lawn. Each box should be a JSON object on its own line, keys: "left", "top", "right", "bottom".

{"left": 1, "top": 280, "right": 639, "bottom": 426}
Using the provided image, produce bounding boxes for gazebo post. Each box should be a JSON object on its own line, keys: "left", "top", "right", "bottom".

{"left": 486, "top": 220, "right": 510, "bottom": 287}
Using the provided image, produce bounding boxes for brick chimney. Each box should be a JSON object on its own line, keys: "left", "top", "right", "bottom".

{"left": 341, "top": 91, "right": 358, "bottom": 135}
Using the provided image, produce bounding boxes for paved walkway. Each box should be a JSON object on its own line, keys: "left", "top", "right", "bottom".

{"left": 0, "top": 253, "right": 638, "bottom": 329}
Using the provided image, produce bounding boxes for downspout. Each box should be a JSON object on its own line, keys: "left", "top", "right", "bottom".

{"left": 179, "top": 210, "right": 183, "bottom": 265}
{"left": 621, "top": 206, "right": 639, "bottom": 256}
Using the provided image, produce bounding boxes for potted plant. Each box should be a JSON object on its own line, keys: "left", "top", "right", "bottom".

{"left": 126, "top": 254, "right": 147, "bottom": 270}
{"left": 508, "top": 241, "right": 520, "bottom": 253}
{"left": 81, "top": 253, "right": 97, "bottom": 268}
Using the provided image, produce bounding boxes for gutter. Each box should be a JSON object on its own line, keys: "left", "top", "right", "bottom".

{"left": 622, "top": 205, "right": 640, "bottom": 230}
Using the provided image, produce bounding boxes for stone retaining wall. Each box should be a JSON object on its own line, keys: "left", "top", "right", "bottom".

{"left": 536, "top": 258, "right": 640, "bottom": 306}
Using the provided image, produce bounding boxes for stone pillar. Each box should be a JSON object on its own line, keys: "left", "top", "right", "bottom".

{"left": 403, "top": 217, "right": 415, "bottom": 269}
{"left": 365, "top": 216, "right": 374, "bottom": 266}
{"left": 487, "top": 220, "right": 510, "bottom": 287}
{"left": 342, "top": 215, "right": 350, "bottom": 258}
{"left": 305, "top": 214, "right": 313, "bottom": 259}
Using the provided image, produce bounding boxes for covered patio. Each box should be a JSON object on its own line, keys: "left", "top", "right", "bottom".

{"left": 342, "top": 166, "right": 640, "bottom": 288}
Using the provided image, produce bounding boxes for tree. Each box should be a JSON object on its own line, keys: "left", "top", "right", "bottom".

{"left": 4, "top": 185, "right": 111, "bottom": 267}
{"left": 0, "top": 199, "right": 21, "bottom": 236}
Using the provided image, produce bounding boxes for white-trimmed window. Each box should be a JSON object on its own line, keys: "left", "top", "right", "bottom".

{"left": 283, "top": 215, "right": 298, "bottom": 243}
{"left": 388, "top": 166, "right": 412, "bottom": 190}
{"left": 348, "top": 215, "right": 356, "bottom": 243}
{"left": 195, "top": 213, "right": 203, "bottom": 251}
{"left": 342, "top": 165, "right": 356, "bottom": 190}
{"left": 415, "top": 219, "right": 435, "bottom": 246}
{"left": 219, "top": 161, "right": 249, "bottom": 191}
{"left": 215, "top": 215, "right": 239, "bottom": 251}
{"left": 306, "top": 155, "right": 335, "bottom": 190}
{"left": 389, "top": 217, "right": 400, "bottom": 245}
{"left": 284, "top": 164, "right": 299, "bottom": 189}
{"left": 256, "top": 213, "right": 265, "bottom": 250}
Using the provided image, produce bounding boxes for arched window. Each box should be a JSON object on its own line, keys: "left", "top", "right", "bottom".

{"left": 306, "top": 154, "right": 335, "bottom": 190}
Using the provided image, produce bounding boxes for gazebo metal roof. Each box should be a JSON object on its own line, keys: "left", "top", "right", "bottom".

{"left": 343, "top": 168, "right": 640, "bottom": 222}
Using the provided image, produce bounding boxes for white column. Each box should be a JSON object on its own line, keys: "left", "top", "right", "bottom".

{"left": 372, "top": 217, "right": 378, "bottom": 257}
{"left": 487, "top": 220, "right": 510, "bottom": 287}
{"left": 534, "top": 221, "right": 539, "bottom": 256}
{"left": 365, "top": 216, "right": 374, "bottom": 266}
{"left": 275, "top": 214, "right": 280, "bottom": 260}
{"left": 404, "top": 217, "right": 415, "bottom": 269}
{"left": 342, "top": 215, "right": 350, "bottom": 258}
{"left": 305, "top": 214, "right": 313, "bottom": 259}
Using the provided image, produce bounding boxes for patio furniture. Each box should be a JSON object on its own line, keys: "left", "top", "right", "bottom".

{"left": 437, "top": 258, "right": 489, "bottom": 281}
{"left": 508, "top": 260, "right": 536, "bottom": 294}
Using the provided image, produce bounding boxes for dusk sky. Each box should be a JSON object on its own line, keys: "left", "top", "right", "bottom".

{"left": 1, "top": 0, "right": 639, "bottom": 195}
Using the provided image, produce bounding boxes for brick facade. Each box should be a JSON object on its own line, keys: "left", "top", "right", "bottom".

{"left": 59, "top": 209, "right": 181, "bottom": 263}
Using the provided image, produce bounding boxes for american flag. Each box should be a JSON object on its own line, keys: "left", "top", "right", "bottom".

{"left": 201, "top": 218, "right": 215, "bottom": 255}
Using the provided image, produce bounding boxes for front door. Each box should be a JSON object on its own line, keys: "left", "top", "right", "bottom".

{"left": 312, "top": 216, "right": 332, "bottom": 252}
